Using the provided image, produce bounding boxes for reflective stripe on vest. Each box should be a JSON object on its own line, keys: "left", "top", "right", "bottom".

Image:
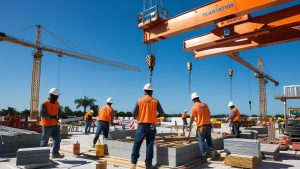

{"left": 40, "top": 99, "right": 60, "bottom": 126}
{"left": 138, "top": 95, "right": 158, "bottom": 123}
{"left": 98, "top": 105, "right": 114, "bottom": 121}
{"left": 232, "top": 108, "right": 241, "bottom": 122}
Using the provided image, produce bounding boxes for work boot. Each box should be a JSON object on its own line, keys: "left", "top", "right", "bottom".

{"left": 52, "top": 152, "right": 64, "bottom": 158}
{"left": 130, "top": 164, "right": 136, "bottom": 169}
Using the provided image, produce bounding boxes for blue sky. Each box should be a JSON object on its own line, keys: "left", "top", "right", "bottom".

{"left": 0, "top": 0, "right": 299, "bottom": 116}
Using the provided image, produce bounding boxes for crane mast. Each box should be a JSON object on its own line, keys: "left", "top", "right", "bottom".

{"left": 30, "top": 25, "right": 43, "bottom": 118}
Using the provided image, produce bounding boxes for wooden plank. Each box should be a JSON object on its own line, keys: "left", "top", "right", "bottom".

{"left": 102, "top": 156, "right": 206, "bottom": 169}
{"left": 225, "top": 154, "right": 259, "bottom": 169}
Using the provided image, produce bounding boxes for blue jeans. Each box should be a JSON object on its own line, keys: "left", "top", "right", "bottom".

{"left": 131, "top": 124, "right": 156, "bottom": 166}
{"left": 197, "top": 126, "right": 214, "bottom": 158}
{"left": 84, "top": 121, "right": 91, "bottom": 134}
{"left": 232, "top": 121, "right": 241, "bottom": 138}
{"left": 40, "top": 125, "right": 61, "bottom": 154}
{"left": 93, "top": 121, "right": 109, "bottom": 144}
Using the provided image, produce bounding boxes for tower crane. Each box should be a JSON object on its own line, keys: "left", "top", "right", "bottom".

{"left": 228, "top": 53, "right": 278, "bottom": 121}
{"left": 0, "top": 25, "right": 140, "bottom": 119}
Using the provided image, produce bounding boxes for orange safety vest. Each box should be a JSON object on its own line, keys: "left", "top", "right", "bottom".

{"left": 98, "top": 105, "right": 114, "bottom": 122}
{"left": 84, "top": 112, "right": 93, "bottom": 121}
{"left": 137, "top": 95, "right": 158, "bottom": 123}
{"left": 232, "top": 108, "right": 241, "bottom": 122}
{"left": 191, "top": 102, "right": 211, "bottom": 126}
{"left": 182, "top": 113, "right": 187, "bottom": 119}
{"left": 40, "top": 99, "right": 60, "bottom": 126}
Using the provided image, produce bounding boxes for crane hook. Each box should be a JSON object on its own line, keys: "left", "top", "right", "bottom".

{"left": 146, "top": 54, "right": 155, "bottom": 83}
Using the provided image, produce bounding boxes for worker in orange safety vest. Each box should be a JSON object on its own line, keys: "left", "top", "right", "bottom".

{"left": 39, "top": 88, "right": 63, "bottom": 158}
{"left": 189, "top": 92, "right": 217, "bottom": 161}
{"left": 226, "top": 101, "right": 241, "bottom": 138}
{"left": 84, "top": 110, "right": 93, "bottom": 134}
{"left": 182, "top": 110, "right": 188, "bottom": 132}
{"left": 92, "top": 97, "right": 115, "bottom": 147}
{"left": 130, "top": 83, "right": 165, "bottom": 169}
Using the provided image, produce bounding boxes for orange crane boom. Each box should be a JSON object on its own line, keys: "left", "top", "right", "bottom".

{"left": 140, "top": 0, "right": 292, "bottom": 44}
{"left": 183, "top": 4, "right": 300, "bottom": 58}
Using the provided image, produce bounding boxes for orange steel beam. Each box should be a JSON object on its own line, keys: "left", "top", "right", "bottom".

{"left": 185, "top": 4, "right": 300, "bottom": 51}
{"left": 142, "top": 0, "right": 292, "bottom": 44}
{"left": 194, "top": 27, "right": 300, "bottom": 58}
{"left": 182, "top": 4, "right": 300, "bottom": 58}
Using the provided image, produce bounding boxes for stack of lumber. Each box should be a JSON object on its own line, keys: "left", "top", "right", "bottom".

{"left": 16, "top": 147, "right": 50, "bottom": 166}
{"left": 224, "top": 138, "right": 261, "bottom": 158}
{"left": 225, "top": 154, "right": 259, "bottom": 169}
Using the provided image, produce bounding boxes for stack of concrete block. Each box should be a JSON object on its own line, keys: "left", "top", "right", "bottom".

{"left": 0, "top": 126, "right": 41, "bottom": 156}
{"left": 245, "top": 126, "right": 268, "bottom": 134}
{"left": 224, "top": 138, "right": 261, "bottom": 158}
{"left": 108, "top": 130, "right": 135, "bottom": 139}
{"left": 16, "top": 147, "right": 50, "bottom": 165}
{"left": 105, "top": 139, "right": 200, "bottom": 167}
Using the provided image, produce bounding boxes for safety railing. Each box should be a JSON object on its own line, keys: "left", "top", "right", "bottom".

{"left": 137, "top": 5, "right": 168, "bottom": 27}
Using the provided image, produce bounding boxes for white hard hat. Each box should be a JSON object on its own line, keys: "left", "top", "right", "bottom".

{"left": 106, "top": 97, "right": 113, "bottom": 104}
{"left": 143, "top": 83, "right": 153, "bottom": 91}
{"left": 228, "top": 101, "right": 234, "bottom": 108}
{"left": 191, "top": 92, "right": 199, "bottom": 101}
{"left": 49, "top": 88, "right": 60, "bottom": 96}
{"left": 184, "top": 109, "right": 188, "bottom": 112}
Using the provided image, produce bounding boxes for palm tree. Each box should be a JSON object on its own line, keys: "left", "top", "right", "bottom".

{"left": 74, "top": 96, "right": 96, "bottom": 113}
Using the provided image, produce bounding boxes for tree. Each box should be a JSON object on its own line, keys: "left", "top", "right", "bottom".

{"left": 21, "top": 109, "right": 30, "bottom": 116}
{"left": 74, "top": 96, "right": 96, "bottom": 113}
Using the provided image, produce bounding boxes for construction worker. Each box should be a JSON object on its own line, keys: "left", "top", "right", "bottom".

{"left": 226, "top": 101, "right": 241, "bottom": 138}
{"left": 39, "top": 88, "right": 63, "bottom": 158}
{"left": 189, "top": 92, "right": 216, "bottom": 161}
{"left": 182, "top": 109, "right": 188, "bottom": 132}
{"left": 92, "top": 97, "right": 115, "bottom": 147}
{"left": 84, "top": 110, "right": 93, "bottom": 134}
{"left": 130, "top": 83, "right": 165, "bottom": 169}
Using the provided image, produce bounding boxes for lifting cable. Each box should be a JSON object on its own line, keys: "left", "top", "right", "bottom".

{"left": 7, "top": 25, "right": 35, "bottom": 35}
{"left": 228, "top": 59, "right": 233, "bottom": 101}
{"left": 248, "top": 70, "right": 252, "bottom": 112}
{"left": 187, "top": 54, "right": 192, "bottom": 93}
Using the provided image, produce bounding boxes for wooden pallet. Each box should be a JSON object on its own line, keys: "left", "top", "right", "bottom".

{"left": 101, "top": 156, "right": 206, "bottom": 169}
